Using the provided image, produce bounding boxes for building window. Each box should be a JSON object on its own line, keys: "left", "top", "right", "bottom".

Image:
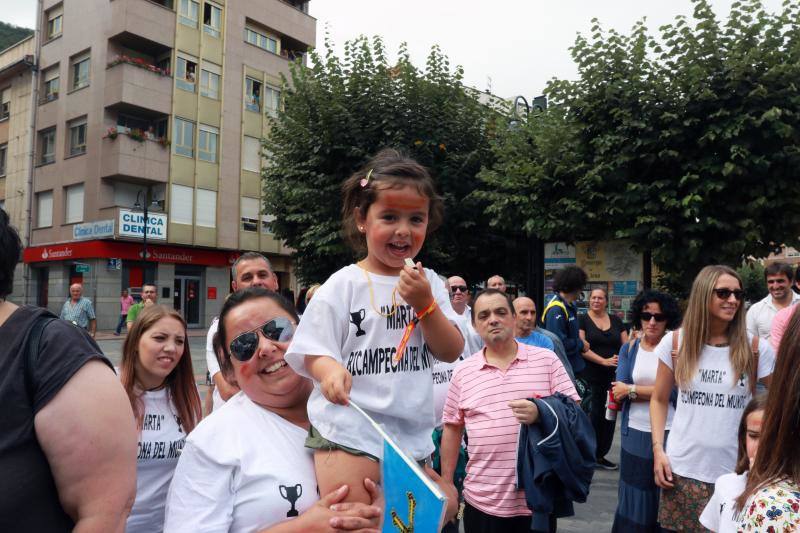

{"left": 242, "top": 135, "right": 261, "bottom": 172}
{"left": 173, "top": 118, "right": 195, "bottom": 157}
{"left": 0, "top": 88, "right": 9, "bottom": 120}
{"left": 46, "top": 5, "right": 63, "bottom": 40}
{"left": 196, "top": 189, "right": 216, "bottom": 227}
{"left": 68, "top": 117, "right": 87, "bottom": 156}
{"left": 244, "top": 25, "right": 278, "bottom": 54}
{"left": 37, "top": 191, "right": 54, "bottom": 228}
{"left": 199, "top": 61, "right": 220, "bottom": 99}
{"left": 178, "top": 0, "right": 199, "bottom": 27}
{"left": 203, "top": 2, "right": 222, "bottom": 38}
{"left": 39, "top": 128, "right": 56, "bottom": 164}
{"left": 65, "top": 183, "right": 84, "bottom": 224}
{"left": 261, "top": 213, "right": 274, "bottom": 234}
{"left": 176, "top": 54, "right": 197, "bottom": 93}
{"left": 42, "top": 65, "right": 60, "bottom": 102}
{"left": 170, "top": 184, "right": 194, "bottom": 224}
{"left": 0, "top": 143, "right": 6, "bottom": 177}
{"left": 264, "top": 85, "right": 281, "bottom": 117}
{"left": 245, "top": 77, "right": 261, "bottom": 112}
{"left": 70, "top": 51, "right": 91, "bottom": 91}
{"left": 198, "top": 125, "right": 218, "bottom": 163}
{"left": 240, "top": 196, "right": 259, "bottom": 232}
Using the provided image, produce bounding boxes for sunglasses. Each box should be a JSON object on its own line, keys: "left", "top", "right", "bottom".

{"left": 713, "top": 288, "right": 745, "bottom": 301}
{"left": 450, "top": 286, "right": 468, "bottom": 294}
{"left": 229, "top": 317, "right": 296, "bottom": 362}
{"left": 641, "top": 312, "right": 667, "bottom": 322}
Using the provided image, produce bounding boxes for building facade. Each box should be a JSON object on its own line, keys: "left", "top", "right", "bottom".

{"left": 15, "top": 0, "right": 315, "bottom": 328}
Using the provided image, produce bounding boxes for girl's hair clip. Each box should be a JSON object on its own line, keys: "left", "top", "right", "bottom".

{"left": 359, "top": 169, "right": 374, "bottom": 188}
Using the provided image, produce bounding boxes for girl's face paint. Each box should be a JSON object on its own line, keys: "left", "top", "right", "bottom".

{"left": 357, "top": 185, "right": 430, "bottom": 276}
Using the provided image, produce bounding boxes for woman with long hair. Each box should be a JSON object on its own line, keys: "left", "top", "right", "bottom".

{"left": 611, "top": 290, "right": 681, "bottom": 532}
{"left": 121, "top": 304, "right": 202, "bottom": 532}
{"left": 650, "top": 265, "right": 775, "bottom": 531}
{"left": 734, "top": 309, "right": 800, "bottom": 530}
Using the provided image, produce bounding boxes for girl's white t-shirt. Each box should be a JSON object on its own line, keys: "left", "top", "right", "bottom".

{"left": 699, "top": 472, "right": 748, "bottom": 532}
{"left": 127, "top": 388, "right": 187, "bottom": 533}
{"left": 163, "top": 392, "right": 317, "bottom": 533}
{"left": 628, "top": 346, "right": 674, "bottom": 432}
{"left": 655, "top": 331, "right": 774, "bottom": 483}
{"left": 285, "top": 264, "right": 460, "bottom": 460}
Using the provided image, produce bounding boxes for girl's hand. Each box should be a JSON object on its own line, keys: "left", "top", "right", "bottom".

{"left": 294, "top": 485, "right": 380, "bottom": 533}
{"left": 611, "top": 381, "right": 629, "bottom": 402}
{"left": 320, "top": 365, "right": 352, "bottom": 405}
{"left": 397, "top": 261, "right": 434, "bottom": 312}
{"left": 653, "top": 448, "right": 674, "bottom": 489}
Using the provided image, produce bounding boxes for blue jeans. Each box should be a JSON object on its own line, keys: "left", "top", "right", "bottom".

{"left": 115, "top": 314, "right": 127, "bottom": 334}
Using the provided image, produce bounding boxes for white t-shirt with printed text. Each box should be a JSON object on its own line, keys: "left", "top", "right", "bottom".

{"left": 164, "top": 392, "right": 317, "bottom": 533}
{"left": 628, "top": 346, "right": 674, "bottom": 432}
{"left": 127, "top": 388, "right": 187, "bottom": 533}
{"left": 285, "top": 264, "right": 461, "bottom": 460}
{"left": 655, "top": 331, "right": 774, "bottom": 483}
{"left": 700, "top": 472, "right": 748, "bottom": 533}
{"left": 205, "top": 317, "right": 225, "bottom": 411}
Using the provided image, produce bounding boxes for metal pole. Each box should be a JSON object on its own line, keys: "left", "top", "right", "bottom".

{"left": 142, "top": 198, "right": 149, "bottom": 284}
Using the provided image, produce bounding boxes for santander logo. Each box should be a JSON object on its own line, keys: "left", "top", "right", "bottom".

{"left": 41, "top": 247, "right": 73, "bottom": 260}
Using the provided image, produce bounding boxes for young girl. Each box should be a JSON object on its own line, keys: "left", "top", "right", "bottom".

{"left": 285, "top": 149, "right": 464, "bottom": 504}
{"left": 699, "top": 395, "right": 766, "bottom": 532}
{"left": 121, "top": 305, "right": 202, "bottom": 532}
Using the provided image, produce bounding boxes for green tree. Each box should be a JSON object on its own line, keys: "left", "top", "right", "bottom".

{"left": 737, "top": 261, "right": 767, "bottom": 303}
{"left": 477, "top": 0, "right": 800, "bottom": 295}
{"left": 263, "top": 36, "right": 519, "bottom": 284}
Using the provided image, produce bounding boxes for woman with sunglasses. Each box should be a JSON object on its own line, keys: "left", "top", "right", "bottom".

{"left": 649, "top": 265, "right": 775, "bottom": 531}
{"left": 163, "top": 288, "right": 381, "bottom": 533}
{"left": 611, "top": 290, "right": 681, "bottom": 532}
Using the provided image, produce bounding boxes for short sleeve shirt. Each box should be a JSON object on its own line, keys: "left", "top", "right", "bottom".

{"left": 699, "top": 472, "right": 747, "bottom": 533}
{"left": 442, "top": 342, "right": 579, "bottom": 517}
{"left": 127, "top": 302, "right": 145, "bottom": 324}
{"left": 285, "top": 264, "right": 460, "bottom": 460}
{"left": 205, "top": 318, "right": 224, "bottom": 411}
{"left": 59, "top": 297, "right": 96, "bottom": 329}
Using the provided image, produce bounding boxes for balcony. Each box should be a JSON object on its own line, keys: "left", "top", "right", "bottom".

{"left": 100, "top": 132, "right": 170, "bottom": 183}
{"left": 105, "top": 59, "right": 173, "bottom": 115}
{"left": 109, "top": 0, "right": 176, "bottom": 51}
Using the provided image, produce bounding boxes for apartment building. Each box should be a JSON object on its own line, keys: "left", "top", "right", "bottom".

{"left": 20, "top": 0, "right": 315, "bottom": 328}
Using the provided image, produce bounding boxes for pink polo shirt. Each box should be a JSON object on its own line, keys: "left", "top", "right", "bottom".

{"left": 442, "top": 341, "right": 578, "bottom": 518}
{"left": 770, "top": 304, "right": 798, "bottom": 352}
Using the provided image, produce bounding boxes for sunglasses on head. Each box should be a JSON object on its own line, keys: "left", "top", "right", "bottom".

{"left": 450, "top": 286, "right": 468, "bottom": 294}
{"left": 641, "top": 312, "right": 667, "bottom": 322}
{"left": 229, "top": 317, "right": 295, "bottom": 362}
{"left": 713, "top": 288, "right": 745, "bottom": 301}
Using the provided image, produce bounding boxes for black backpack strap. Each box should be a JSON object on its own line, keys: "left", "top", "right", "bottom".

{"left": 24, "top": 315, "right": 58, "bottom": 404}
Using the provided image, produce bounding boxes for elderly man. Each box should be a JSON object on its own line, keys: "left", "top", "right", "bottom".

{"left": 447, "top": 275, "right": 483, "bottom": 357}
{"left": 487, "top": 275, "right": 507, "bottom": 293}
{"left": 206, "top": 252, "right": 279, "bottom": 411}
{"left": 441, "top": 289, "right": 578, "bottom": 533}
{"left": 59, "top": 283, "right": 96, "bottom": 337}
{"left": 126, "top": 283, "right": 158, "bottom": 332}
{"left": 513, "top": 296, "right": 575, "bottom": 384}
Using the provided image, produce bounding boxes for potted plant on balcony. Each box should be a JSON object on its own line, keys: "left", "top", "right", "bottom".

{"left": 129, "top": 128, "right": 146, "bottom": 142}
{"left": 158, "top": 137, "right": 171, "bottom": 148}
{"left": 105, "top": 126, "right": 118, "bottom": 140}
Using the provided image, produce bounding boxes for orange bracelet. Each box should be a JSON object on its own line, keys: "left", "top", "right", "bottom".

{"left": 394, "top": 300, "right": 438, "bottom": 362}
{"left": 416, "top": 300, "right": 438, "bottom": 321}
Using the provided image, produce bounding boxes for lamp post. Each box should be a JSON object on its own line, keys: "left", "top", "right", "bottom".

{"left": 133, "top": 190, "right": 162, "bottom": 285}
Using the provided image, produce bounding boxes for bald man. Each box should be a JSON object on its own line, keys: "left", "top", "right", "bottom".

{"left": 513, "top": 296, "right": 576, "bottom": 384}
{"left": 487, "top": 275, "right": 507, "bottom": 293}
{"left": 60, "top": 283, "right": 97, "bottom": 337}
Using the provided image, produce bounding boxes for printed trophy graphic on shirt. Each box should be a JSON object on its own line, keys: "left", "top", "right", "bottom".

{"left": 738, "top": 373, "right": 747, "bottom": 388}
{"left": 350, "top": 308, "right": 367, "bottom": 337}
{"left": 279, "top": 484, "right": 303, "bottom": 517}
{"left": 391, "top": 491, "right": 416, "bottom": 533}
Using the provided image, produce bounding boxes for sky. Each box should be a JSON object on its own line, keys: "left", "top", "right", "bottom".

{"left": 3, "top": 0, "right": 785, "bottom": 99}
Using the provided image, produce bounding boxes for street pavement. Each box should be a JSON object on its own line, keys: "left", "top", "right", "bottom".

{"left": 96, "top": 330, "right": 620, "bottom": 532}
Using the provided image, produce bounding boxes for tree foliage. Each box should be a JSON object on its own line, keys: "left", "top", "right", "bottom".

{"left": 263, "top": 36, "right": 518, "bottom": 284}
{"left": 476, "top": 0, "right": 800, "bottom": 294}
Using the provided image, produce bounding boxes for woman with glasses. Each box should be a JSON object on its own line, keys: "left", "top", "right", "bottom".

{"left": 163, "top": 287, "right": 381, "bottom": 533}
{"left": 611, "top": 290, "right": 681, "bottom": 532}
{"left": 650, "top": 266, "right": 775, "bottom": 531}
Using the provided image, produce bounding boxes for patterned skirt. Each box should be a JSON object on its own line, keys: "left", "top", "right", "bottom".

{"left": 657, "top": 473, "right": 714, "bottom": 532}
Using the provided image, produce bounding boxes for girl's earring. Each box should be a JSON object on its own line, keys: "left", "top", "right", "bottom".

{"left": 359, "top": 226, "right": 365, "bottom": 232}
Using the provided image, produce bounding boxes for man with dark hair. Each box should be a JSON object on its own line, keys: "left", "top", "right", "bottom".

{"left": 542, "top": 266, "right": 589, "bottom": 375}
{"left": 747, "top": 262, "right": 798, "bottom": 341}
{"left": 126, "top": 283, "right": 158, "bottom": 331}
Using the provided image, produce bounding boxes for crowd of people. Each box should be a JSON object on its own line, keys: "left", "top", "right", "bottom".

{"left": 2, "top": 148, "right": 800, "bottom": 533}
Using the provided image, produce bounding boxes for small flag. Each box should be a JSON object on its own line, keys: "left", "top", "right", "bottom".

{"left": 350, "top": 402, "right": 447, "bottom": 532}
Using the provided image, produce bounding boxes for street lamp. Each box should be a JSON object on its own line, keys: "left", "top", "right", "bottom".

{"left": 133, "top": 189, "right": 162, "bottom": 285}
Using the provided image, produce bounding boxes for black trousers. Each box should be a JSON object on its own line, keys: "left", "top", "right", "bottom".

{"left": 463, "top": 502, "right": 557, "bottom": 533}
{"left": 578, "top": 377, "right": 618, "bottom": 460}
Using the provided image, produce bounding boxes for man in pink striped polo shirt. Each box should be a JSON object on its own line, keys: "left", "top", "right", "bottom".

{"left": 441, "top": 289, "right": 579, "bottom": 533}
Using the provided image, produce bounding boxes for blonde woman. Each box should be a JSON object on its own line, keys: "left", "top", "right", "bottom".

{"left": 649, "top": 265, "right": 775, "bottom": 531}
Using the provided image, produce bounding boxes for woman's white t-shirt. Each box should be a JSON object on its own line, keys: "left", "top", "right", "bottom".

{"left": 164, "top": 392, "right": 317, "bottom": 533}
{"left": 285, "top": 264, "right": 460, "bottom": 460}
{"left": 127, "top": 388, "right": 187, "bottom": 533}
{"left": 628, "top": 346, "right": 674, "bottom": 432}
{"left": 699, "top": 472, "right": 748, "bottom": 532}
{"left": 655, "top": 331, "right": 774, "bottom": 483}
